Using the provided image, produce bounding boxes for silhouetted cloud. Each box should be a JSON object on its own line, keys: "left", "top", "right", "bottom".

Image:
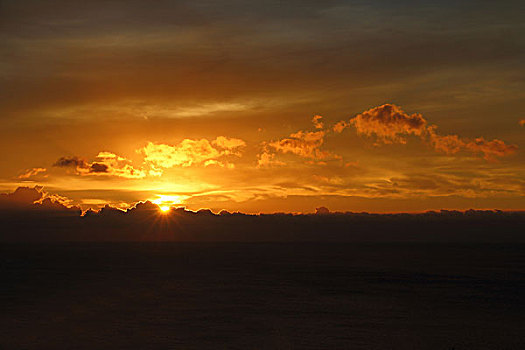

{"left": 0, "top": 187, "right": 523, "bottom": 243}
{"left": 315, "top": 206, "right": 330, "bottom": 215}
{"left": 89, "top": 163, "right": 109, "bottom": 173}
{"left": 0, "top": 186, "right": 79, "bottom": 213}
{"left": 54, "top": 156, "right": 87, "bottom": 169}
{"left": 0, "top": 186, "right": 43, "bottom": 208}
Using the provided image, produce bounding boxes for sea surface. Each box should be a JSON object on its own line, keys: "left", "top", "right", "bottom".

{"left": 1, "top": 242, "right": 524, "bottom": 349}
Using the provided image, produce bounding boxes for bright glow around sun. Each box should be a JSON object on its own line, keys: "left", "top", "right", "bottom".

{"left": 151, "top": 194, "right": 187, "bottom": 213}
{"left": 152, "top": 194, "right": 184, "bottom": 205}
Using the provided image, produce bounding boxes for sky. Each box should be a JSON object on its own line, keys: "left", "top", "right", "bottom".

{"left": 1, "top": 0, "right": 524, "bottom": 213}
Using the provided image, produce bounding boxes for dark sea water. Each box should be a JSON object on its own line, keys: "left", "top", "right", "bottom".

{"left": 1, "top": 243, "right": 524, "bottom": 349}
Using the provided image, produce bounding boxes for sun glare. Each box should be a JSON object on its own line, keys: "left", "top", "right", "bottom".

{"left": 152, "top": 194, "right": 187, "bottom": 214}
{"left": 152, "top": 194, "right": 183, "bottom": 205}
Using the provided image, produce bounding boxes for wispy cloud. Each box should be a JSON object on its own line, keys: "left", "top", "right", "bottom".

{"left": 17, "top": 167, "right": 47, "bottom": 179}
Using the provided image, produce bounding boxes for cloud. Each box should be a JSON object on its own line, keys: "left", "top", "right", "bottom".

{"left": 427, "top": 130, "right": 465, "bottom": 154}
{"left": 89, "top": 163, "right": 109, "bottom": 173}
{"left": 0, "top": 186, "right": 43, "bottom": 207}
{"left": 257, "top": 114, "right": 346, "bottom": 166}
{"left": 349, "top": 104, "right": 427, "bottom": 144}
{"left": 0, "top": 186, "right": 78, "bottom": 212}
{"left": 204, "top": 159, "right": 235, "bottom": 169}
{"left": 92, "top": 152, "right": 146, "bottom": 178}
{"left": 333, "top": 120, "right": 349, "bottom": 133}
{"left": 17, "top": 167, "right": 47, "bottom": 179}
{"left": 54, "top": 156, "right": 87, "bottom": 169}
{"left": 256, "top": 150, "right": 286, "bottom": 168}
{"left": 141, "top": 136, "right": 245, "bottom": 170}
{"left": 464, "top": 137, "right": 518, "bottom": 161}
{"left": 265, "top": 129, "right": 342, "bottom": 163}
{"left": 427, "top": 127, "right": 517, "bottom": 161}
{"left": 51, "top": 137, "right": 244, "bottom": 179}
{"left": 342, "top": 104, "right": 517, "bottom": 160}
{"left": 54, "top": 152, "right": 146, "bottom": 178}
{"left": 1, "top": 186, "right": 524, "bottom": 242}
{"left": 312, "top": 115, "right": 324, "bottom": 129}
{"left": 520, "top": 120, "right": 525, "bottom": 127}
{"left": 211, "top": 136, "right": 246, "bottom": 155}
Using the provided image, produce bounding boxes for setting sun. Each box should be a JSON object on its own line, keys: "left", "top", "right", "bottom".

{"left": 151, "top": 194, "right": 185, "bottom": 213}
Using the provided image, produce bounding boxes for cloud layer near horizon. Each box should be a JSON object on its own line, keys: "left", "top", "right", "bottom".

{"left": 1, "top": 186, "right": 524, "bottom": 243}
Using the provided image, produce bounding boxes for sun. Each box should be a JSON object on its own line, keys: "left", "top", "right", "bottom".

{"left": 151, "top": 194, "right": 186, "bottom": 214}
{"left": 159, "top": 205, "right": 171, "bottom": 213}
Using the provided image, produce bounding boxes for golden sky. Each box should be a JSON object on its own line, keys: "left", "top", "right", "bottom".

{"left": 1, "top": 0, "right": 524, "bottom": 213}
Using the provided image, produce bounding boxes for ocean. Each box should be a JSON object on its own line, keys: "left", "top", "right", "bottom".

{"left": 1, "top": 242, "right": 524, "bottom": 349}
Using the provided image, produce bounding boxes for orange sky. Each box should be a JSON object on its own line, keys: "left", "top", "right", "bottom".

{"left": 1, "top": 0, "right": 524, "bottom": 213}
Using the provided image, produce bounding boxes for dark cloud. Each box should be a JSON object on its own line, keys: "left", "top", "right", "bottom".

{"left": 89, "top": 162, "right": 109, "bottom": 173}
{"left": 0, "top": 186, "right": 80, "bottom": 214}
{"left": 0, "top": 186, "right": 43, "bottom": 208}
{"left": 53, "top": 156, "right": 87, "bottom": 169}
{"left": 0, "top": 187, "right": 523, "bottom": 242}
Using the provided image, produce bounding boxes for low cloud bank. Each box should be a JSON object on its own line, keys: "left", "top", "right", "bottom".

{"left": 1, "top": 187, "right": 523, "bottom": 243}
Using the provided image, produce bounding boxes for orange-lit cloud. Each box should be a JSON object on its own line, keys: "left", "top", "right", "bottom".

{"left": 54, "top": 153, "right": 146, "bottom": 178}
{"left": 464, "top": 138, "right": 518, "bottom": 161}
{"left": 341, "top": 104, "right": 517, "bottom": 161}
{"left": 212, "top": 136, "right": 246, "bottom": 156}
{"left": 427, "top": 127, "right": 517, "bottom": 161}
{"left": 333, "top": 120, "right": 349, "bottom": 133}
{"left": 17, "top": 167, "right": 47, "bottom": 179}
{"left": 349, "top": 104, "right": 427, "bottom": 144}
{"left": 267, "top": 130, "right": 331, "bottom": 160}
{"left": 92, "top": 152, "right": 147, "bottom": 178}
{"left": 261, "top": 114, "right": 342, "bottom": 164}
{"left": 312, "top": 115, "right": 324, "bottom": 129}
{"left": 141, "top": 136, "right": 245, "bottom": 171}
{"left": 256, "top": 150, "right": 286, "bottom": 168}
